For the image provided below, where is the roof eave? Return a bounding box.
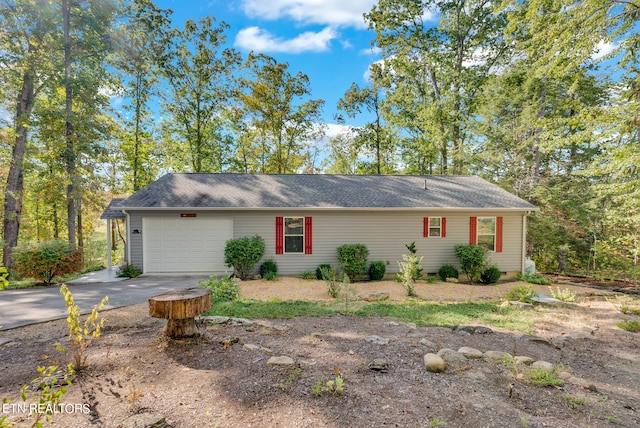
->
[120,206,538,212]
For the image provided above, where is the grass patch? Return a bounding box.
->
[204,299,535,332]
[616,320,640,332]
[620,306,640,316]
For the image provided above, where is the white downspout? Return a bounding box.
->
[106,218,112,270]
[124,210,131,265]
[521,212,529,274]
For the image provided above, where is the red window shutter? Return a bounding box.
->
[496,216,503,253]
[304,217,313,254]
[469,217,477,245]
[442,217,447,238]
[275,217,283,254]
[423,217,429,238]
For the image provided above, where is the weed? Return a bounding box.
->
[307,332,322,346]
[200,275,240,302]
[0,266,8,290]
[549,287,577,302]
[312,375,344,396]
[264,271,277,281]
[279,367,301,391]
[397,252,423,297]
[616,320,640,332]
[300,270,314,280]
[524,367,564,386]
[59,284,108,371]
[502,355,518,375]
[519,415,529,427]
[603,415,622,424]
[504,285,537,303]
[561,393,587,411]
[426,276,439,284]
[620,306,640,315]
[127,383,144,406]
[429,416,447,426]
[20,364,74,428]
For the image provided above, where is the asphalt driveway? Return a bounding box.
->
[0,274,208,330]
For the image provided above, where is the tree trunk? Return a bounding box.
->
[3,59,36,268]
[63,0,76,248]
[149,288,212,337]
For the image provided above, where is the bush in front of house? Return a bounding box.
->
[438,264,459,282]
[200,275,240,301]
[368,261,386,281]
[224,235,265,280]
[12,240,82,285]
[337,243,369,281]
[316,264,332,280]
[0,266,8,290]
[480,266,502,284]
[117,263,142,278]
[260,259,278,278]
[454,244,489,284]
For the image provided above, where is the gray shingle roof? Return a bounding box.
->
[100,198,126,219]
[118,173,536,211]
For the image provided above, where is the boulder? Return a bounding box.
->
[458,347,483,359]
[424,353,447,373]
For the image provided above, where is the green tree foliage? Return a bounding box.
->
[155,15,241,172]
[12,240,82,285]
[239,53,325,173]
[223,235,265,280]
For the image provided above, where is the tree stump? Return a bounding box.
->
[149,288,212,338]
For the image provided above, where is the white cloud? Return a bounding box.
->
[235,26,337,53]
[241,0,377,29]
[592,40,618,61]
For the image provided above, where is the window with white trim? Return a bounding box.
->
[429,217,442,237]
[284,217,304,253]
[477,217,496,251]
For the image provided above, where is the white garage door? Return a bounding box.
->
[143,217,233,273]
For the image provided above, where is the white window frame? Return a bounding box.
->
[477,217,496,252]
[284,217,304,254]
[428,217,442,238]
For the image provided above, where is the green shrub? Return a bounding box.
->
[200,275,240,301]
[117,263,142,278]
[224,235,265,280]
[454,244,489,284]
[426,276,438,284]
[260,259,278,278]
[518,272,552,285]
[480,266,502,284]
[264,271,277,281]
[337,244,369,281]
[319,265,342,298]
[0,266,8,290]
[300,270,314,280]
[316,264,332,280]
[12,241,82,286]
[369,261,386,281]
[438,264,459,282]
[504,284,537,303]
[398,252,423,297]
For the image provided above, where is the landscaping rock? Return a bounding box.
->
[445,277,459,283]
[514,356,534,365]
[419,338,437,349]
[202,316,230,325]
[458,346,483,359]
[483,351,512,361]
[243,344,260,351]
[437,348,467,365]
[368,358,390,372]
[452,325,493,335]
[365,335,389,345]
[531,361,555,371]
[123,413,169,428]
[424,353,447,373]
[501,301,533,309]
[267,356,294,366]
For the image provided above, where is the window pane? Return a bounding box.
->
[285,236,303,253]
[429,217,440,227]
[285,217,303,235]
[429,227,441,237]
[478,218,495,234]
[478,235,495,251]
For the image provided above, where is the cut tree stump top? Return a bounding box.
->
[149,287,212,320]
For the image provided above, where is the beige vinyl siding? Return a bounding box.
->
[128,210,525,275]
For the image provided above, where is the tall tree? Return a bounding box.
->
[366,0,510,174]
[156,16,241,173]
[1,0,57,267]
[239,53,325,174]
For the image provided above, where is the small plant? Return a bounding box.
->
[319,265,342,298]
[337,243,369,281]
[454,244,489,284]
[117,263,142,278]
[426,276,438,284]
[316,264,332,280]
[549,287,577,302]
[561,393,587,411]
[620,306,640,315]
[368,261,386,281]
[59,284,108,371]
[504,284,537,303]
[259,259,278,278]
[264,271,277,281]
[127,383,144,406]
[616,320,640,332]
[480,266,502,285]
[312,375,344,396]
[438,264,459,282]
[20,364,74,428]
[429,416,447,426]
[300,270,314,280]
[224,235,265,280]
[200,275,240,301]
[524,366,564,386]
[397,252,423,297]
[279,367,301,391]
[12,241,82,286]
[0,266,9,290]
[518,272,552,285]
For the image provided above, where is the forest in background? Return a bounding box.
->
[0,0,638,281]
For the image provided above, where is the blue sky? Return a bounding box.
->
[156,0,387,133]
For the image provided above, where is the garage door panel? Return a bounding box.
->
[143,217,233,273]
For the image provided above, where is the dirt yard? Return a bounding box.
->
[1,277,639,427]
